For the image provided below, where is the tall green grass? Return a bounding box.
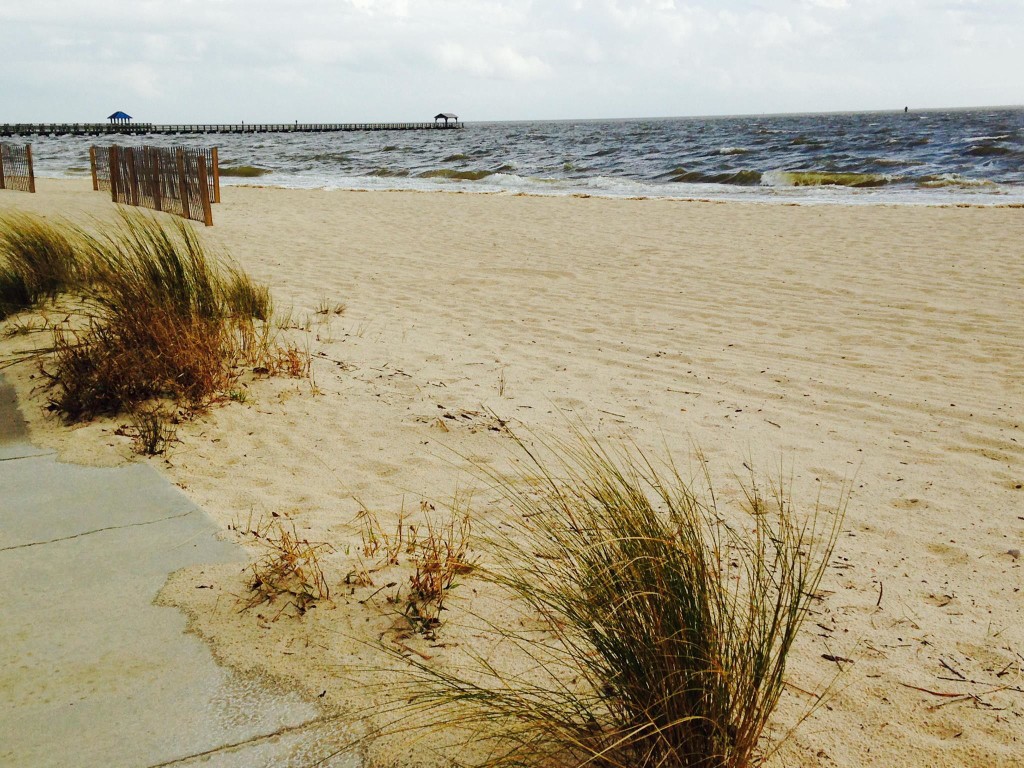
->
[82,210,273,321]
[0,209,292,420]
[45,211,277,419]
[0,213,84,319]
[389,431,844,768]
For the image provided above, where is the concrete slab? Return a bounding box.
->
[0,377,359,767]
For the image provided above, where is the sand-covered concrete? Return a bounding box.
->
[0,375,356,767]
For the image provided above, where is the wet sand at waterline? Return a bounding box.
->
[2,178,1022,766]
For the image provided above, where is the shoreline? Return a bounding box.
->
[29,171,1024,207]
[21,107,1024,208]
[1,179,1022,766]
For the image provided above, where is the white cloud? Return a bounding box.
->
[0,0,1021,120]
[346,0,410,15]
[802,0,848,8]
[293,39,361,66]
[436,43,550,81]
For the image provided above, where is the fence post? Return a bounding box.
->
[90,147,98,191]
[211,147,220,203]
[125,147,139,207]
[152,149,163,212]
[109,146,120,204]
[0,144,5,190]
[196,155,213,226]
[176,148,191,221]
[25,144,35,193]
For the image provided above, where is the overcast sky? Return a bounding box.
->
[2,0,1022,123]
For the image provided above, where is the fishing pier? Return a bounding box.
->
[1,121,464,137]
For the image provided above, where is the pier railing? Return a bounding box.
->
[99,146,216,226]
[2,122,464,137]
[0,142,35,193]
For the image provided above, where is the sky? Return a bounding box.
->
[2,0,1022,123]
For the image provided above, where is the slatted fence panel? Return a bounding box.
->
[107,146,213,226]
[91,144,219,207]
[90,146,110,191]
[0,142,36,193]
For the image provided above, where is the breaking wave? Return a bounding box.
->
[917,174,996,189]
[765,171,892,188]
[418,168,497,181]
[966,144,1014,156]
[218,165,271,177]
[668,169,763,185]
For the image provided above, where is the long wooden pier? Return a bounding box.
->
[0,122,464,137]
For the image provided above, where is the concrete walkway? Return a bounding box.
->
[0,377,357,767]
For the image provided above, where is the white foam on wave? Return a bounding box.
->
[200,168,1024,207]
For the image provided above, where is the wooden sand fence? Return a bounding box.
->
[90,145,221,226]
[0,142,36,193]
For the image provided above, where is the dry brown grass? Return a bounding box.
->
[348,501,474,635]
[406,507,474,633]
[242,515,333,618]
[114,403,178,456]
[47,306,237,418]
[0,210,311,420]
[357,504,410,566]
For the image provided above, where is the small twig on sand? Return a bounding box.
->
[939,658,966,680]
[898,682,964,697]
[393,640,433,661]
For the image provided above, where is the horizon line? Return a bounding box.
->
[5,102,1022,126]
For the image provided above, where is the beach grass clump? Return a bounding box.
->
[405,508,474,633]
[243,516,333,616]
[42,211,285,420]
[223,265,273,321]
[0,262,31,320]
[115,403,178,456]
[392,431,844,768]
[0,213,84,319]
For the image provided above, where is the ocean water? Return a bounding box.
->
[27,107,1024,205]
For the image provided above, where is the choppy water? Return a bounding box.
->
[28,107,1024,205]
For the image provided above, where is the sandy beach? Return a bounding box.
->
[1,178,1022,766]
